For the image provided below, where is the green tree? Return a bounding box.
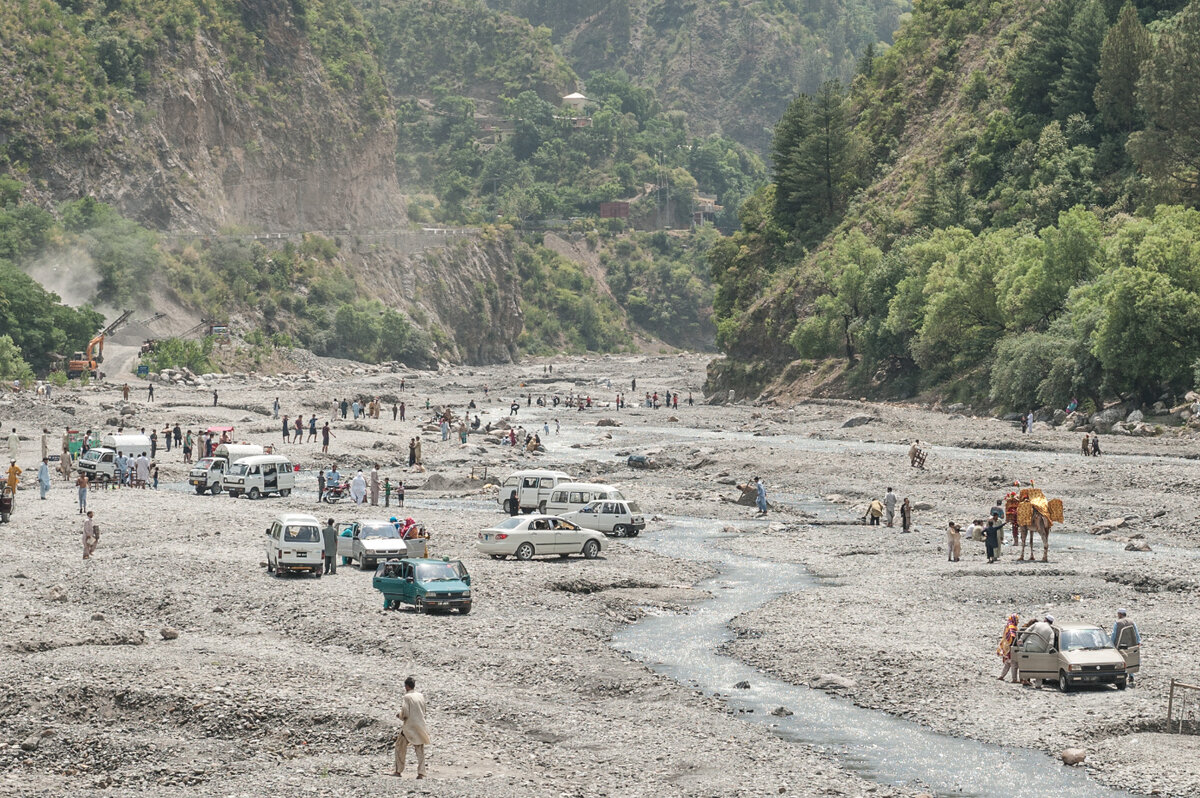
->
[1129,0,1200,202]
[1051,0,1109,120]
[0,334,33,383]
[1009,0,1081,120]
[1094,3,1151,133]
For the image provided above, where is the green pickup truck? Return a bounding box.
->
[373,557,472,614]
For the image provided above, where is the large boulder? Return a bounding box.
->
[1091,407,1124,432]
[1051,409,1067,427]
[1061,748,1087,766]
[1126,409,1144,425]
[841,415,876,428]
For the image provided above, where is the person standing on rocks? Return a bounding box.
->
[754,476,768,516]
[900,497,912,533]
[212,389,218,407]
[122,383,130,401]
[1111,609,1140,684]
[946,521,962,561]
[147,383,154,402]
[321,518,338,575]
[884,488,897,527]
[321,423,334,455]
[308,414,318,443]
[1081,435,1090,457]
[281,415,290,445]
[408,438,416,467]
[414,437,423,467]
[997,613,1021,682]
[392,676,430,779]
[370,464,381,506]
[37,458,50,500]
[82,511,98,559]
[76,472,89,514]
[8,428,19,463]
[1091,434,1101,457]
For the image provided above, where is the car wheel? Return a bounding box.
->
[502,499,513,514]
[415,596,426,614]
[515,542,535,561]
[210,483,222,495]
[538,500,547,514]
[582,539,600,559]
[613,524,628,537]
[490,554,506,560]
[280,488,291,497]
[359,557,372,571]
[1116,677,1128,690]
[627,529,640,538]
[1058,672,1072,693]
[248,488,260,500]
[459,605,472,615]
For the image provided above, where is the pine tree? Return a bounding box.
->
[1128,0,1200,201]
[1009,0,1081,121]
[1094,3,1151,133]
[1052,0,1109,120]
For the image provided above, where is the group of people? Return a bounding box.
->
[1081,433,1102,456]
[995,610,1140,685]
[317,464,405,507]
[864,487,914,532]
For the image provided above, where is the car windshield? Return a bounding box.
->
[229,463,248,476]
[360,523,400,539]
[283,525,319,542]
[416,562,462,582]
[492,517,525,529]
[1065,624,1108,652]
[81,450,101,462]
[195,458,214,469]
[1060,628,1112,651]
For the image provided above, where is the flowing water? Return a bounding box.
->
[614,516,1135,797]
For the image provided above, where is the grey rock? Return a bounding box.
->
[734,680,751,690]
[1061,748,1087,766]
[160,627,180,640]
[1126,409,1144,424]
[811,674,858,691]
[841,415,876,428]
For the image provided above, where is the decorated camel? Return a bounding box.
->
[1004,483,1064,562]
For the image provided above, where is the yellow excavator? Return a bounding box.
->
[66,309,133,379]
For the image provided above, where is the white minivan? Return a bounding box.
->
[265,513,323,577]
[496,469,572,514]
[224,454,295,498]
[189,444,264,495]
[544,482,627,515]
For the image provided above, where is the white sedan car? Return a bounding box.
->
[478,515,604,561]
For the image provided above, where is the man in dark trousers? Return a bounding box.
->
[321,518,338,574]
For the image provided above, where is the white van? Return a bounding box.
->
[544,482,627,515]
[189,443,264,495]
[76,434,152,481]
[265,513,323,577]
[496,469,572,514]
[224,454,295,498]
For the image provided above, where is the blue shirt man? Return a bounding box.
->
[754,477,767,514]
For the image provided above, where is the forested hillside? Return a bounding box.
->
[486,0,908,153]
[709,0,1200,409]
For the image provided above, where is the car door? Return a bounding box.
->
[526,517,556,554]
[1117,625,1141,673]
[400,563,418,603]
[599,502,620,533]
[1015,630,1058,681]
[336,523,355,560]
[265,522,278,564]
[520,477,539,510]
[552,518,587,553]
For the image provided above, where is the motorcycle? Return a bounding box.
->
[321,482,350,504]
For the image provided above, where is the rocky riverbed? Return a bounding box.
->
[1,353,1197,796]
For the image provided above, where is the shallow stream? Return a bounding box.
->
[614,516,1135,797]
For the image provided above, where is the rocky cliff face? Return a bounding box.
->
[36,5,403,234]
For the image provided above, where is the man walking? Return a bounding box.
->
[273,397,281,419]
[76,472,89,513]
[884,487,897,527]
[317,470,326,503]
[147,383,154,402]
[8,427,19,462]
[37,458,50,499]
[321,423,333,454]
[82,511,98,559]
[392,676,430,779]
[321,518,338,575]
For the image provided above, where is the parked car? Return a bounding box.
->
[1015,621,1138,691]
[337,519,412,570]
[77,435,152,483]
[264,513,323,578]
[477,514,604,560]
[543,482,627,515]
[224,454,295,498]
[495,469,572,514]
[189,443,263,494]
[373,557,472,614]
[562,499,645,537]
